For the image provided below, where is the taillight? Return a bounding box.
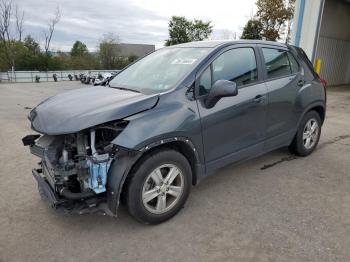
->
[319,77,327,88]
[319,76,327,103]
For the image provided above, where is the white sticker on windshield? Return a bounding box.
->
[171,58,197,65]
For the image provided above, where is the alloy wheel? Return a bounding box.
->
[303,118,319,150]
[142,164,184,214]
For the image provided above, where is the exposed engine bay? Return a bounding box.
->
[23,121,128,214]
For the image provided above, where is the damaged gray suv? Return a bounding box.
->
[23,40,326,224]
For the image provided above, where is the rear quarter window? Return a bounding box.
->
[287,52,300,74]
[294,47,319,80]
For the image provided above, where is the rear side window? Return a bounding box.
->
[198,48,258,95]
[262,48,292,79]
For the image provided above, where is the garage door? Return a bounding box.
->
[315,0,350,86]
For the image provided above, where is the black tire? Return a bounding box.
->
[289,110,322,156]
[125,149,192,224]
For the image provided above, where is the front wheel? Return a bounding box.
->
[125,149,192,224]
[289,110,322,156]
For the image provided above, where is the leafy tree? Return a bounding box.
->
[128,54,138,63]
[71,40,88,57]
[190,19,213,42]
[255,0,295,41]
[70,41,99,69]
[0,0,26,69]
[15,48,37,70]
[70,54,99,70]
[98,33,121,69]
[241,19,263,39]
[165,16,191,46]
[165,16,213,46]
[24,35,40,54]
[0,36,61,71]
[0,41,23,70]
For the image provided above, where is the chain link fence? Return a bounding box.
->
[0,70,118,83]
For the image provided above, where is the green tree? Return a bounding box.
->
[0,0,26,70]
[128,54,138,64]
[70,54,99,70]
[24,35,40,54]
[71,40,88,57]
[15,48,37,70]
[241,19,263,40]
[165,16,191,46]
[190,19,213,42]
[98,33,121,69]
[165,16,213,46]
[255,0,295,41]
[0,41,27,70]
[69,41,100,69]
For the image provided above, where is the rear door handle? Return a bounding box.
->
[253,94,266,103]
[297,79,305,87]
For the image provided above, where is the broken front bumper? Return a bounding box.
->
[32,168,112,216]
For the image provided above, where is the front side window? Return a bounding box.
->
[109,47,211,94]
[262,48,292,79]
[199,66,212,96]
[198,48,258,95]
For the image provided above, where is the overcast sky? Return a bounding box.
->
[15,0,257,51]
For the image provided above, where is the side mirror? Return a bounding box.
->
[204,80,238,108]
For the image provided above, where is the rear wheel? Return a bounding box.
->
[289,110,322,156]
[125,149,192,224]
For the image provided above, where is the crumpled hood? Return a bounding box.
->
[29,86,159,135]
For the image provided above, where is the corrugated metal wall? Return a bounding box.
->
[315,37,350,86]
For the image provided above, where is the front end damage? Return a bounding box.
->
[23,121,138,216]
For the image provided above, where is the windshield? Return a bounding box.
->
[109,47,211,94]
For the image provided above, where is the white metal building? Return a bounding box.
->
[291,0,350,86]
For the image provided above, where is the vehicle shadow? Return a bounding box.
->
[46,147,294,229]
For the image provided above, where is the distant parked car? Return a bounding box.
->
[80,72,90,83]
[23,40,326,224]
[93,72,118,86]
[78,73,84,82]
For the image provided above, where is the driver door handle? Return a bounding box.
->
[253,94,266,103]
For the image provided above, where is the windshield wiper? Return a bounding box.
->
[110,86,140,93]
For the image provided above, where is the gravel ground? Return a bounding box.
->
[0,81,349,262]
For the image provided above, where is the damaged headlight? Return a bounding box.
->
[89,120,128,155]
[86,120,128,193]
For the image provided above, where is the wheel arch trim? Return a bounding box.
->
[106,136,203,216]
[298,101,326,127]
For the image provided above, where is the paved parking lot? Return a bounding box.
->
[0,82,349,262]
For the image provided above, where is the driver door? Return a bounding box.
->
[196,45,268,172]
